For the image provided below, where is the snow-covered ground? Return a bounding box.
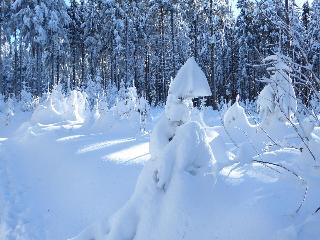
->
[0,108,160,239]
[1,105,320,240]
[1,57,320,240]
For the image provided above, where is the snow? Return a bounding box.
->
[1,102,320,240]
[168,57,212,98]
[0,114,148,240]
[31,86,89,125]
[1,57,320,240]
[257,53,297,124]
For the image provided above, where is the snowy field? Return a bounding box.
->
[0,106,156,239]
[1,57,320,240]
[1,106,320,240]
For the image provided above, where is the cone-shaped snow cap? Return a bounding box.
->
[169,57,212,99]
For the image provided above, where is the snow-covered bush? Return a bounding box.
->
[257,53,297,124]
[31,84,89,124]
[64,90,90,122]
[0,94,5,115]
[137,95,150,131]
[223,96,256,143]
[0,97,15,126]
[19,84,35,112]
[113,84,139,120]
[85,74,102,110]
[0,95,11,126]
[94,84,148,133]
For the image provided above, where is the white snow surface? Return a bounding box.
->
[1,103,320,240]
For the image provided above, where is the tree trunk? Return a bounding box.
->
[0,10,3,96]
[170,8,176,77]
[210,0,217,108]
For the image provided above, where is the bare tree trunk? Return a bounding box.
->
[72,47,76,89]
[170,8,176,77]
[0,9,3,96]
[81,42,85,88]
[19,34,23,95]
[194,15,198,60]
[125,16,129,86]
[56,50,60,85]
[210,0,217,108]
[14,28,18,98]
[160,5,166,102]
[144,51,150,103]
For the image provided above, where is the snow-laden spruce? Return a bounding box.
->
[257,53,297,125]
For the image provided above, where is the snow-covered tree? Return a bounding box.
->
[70,57,216,240]
[19,82,34,112]
[257,53,297,124]
[308,0,320,79]
[152,57,213,190]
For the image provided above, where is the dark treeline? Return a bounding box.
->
[0,0,319,107]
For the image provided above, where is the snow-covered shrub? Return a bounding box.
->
[31,84,89,124]
[0,97,15,126]
[137,95,150,131]
[98,84,145,133]
[0,95,7,126]
[64,90,90,122]
[257,53,297,124]
[19,86,35,112]
[113,84,139,119]
[91,94,114,131]
[31,88,65,124]
[0,94,5,114]
[223,96,256,143]
[106,82,118,107]
[85,74,102,110]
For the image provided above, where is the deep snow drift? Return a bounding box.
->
[0,57,320,240]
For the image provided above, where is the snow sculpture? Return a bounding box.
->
[257,53,297,124]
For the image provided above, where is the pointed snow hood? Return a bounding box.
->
[169,57,212,99]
